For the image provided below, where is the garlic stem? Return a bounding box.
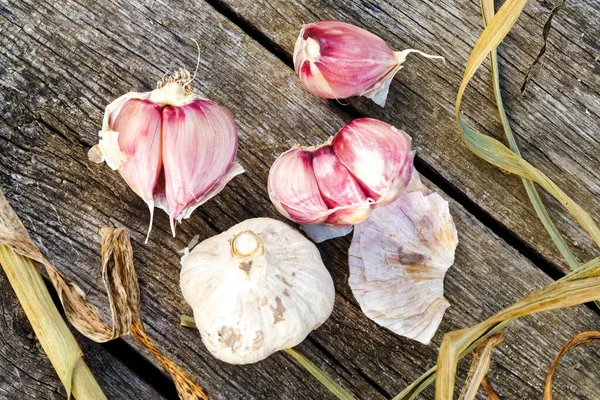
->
[0,244,106,400]
[284,348,356,400]
[231,231,263,259]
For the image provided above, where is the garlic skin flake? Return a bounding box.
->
[89,70,244,239]
[294,21,444,106]
[180,218,335,364]
[349,190,458,345]
[268,118,414,227]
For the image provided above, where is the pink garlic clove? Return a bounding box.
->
[294,21,443,106]
[332,118,414,206]
[267,118,415,229]
[268,148,330,224]
[294,21,397,103]
[162,100,240,235]
[312,145,372,225]
[111,99,163,207]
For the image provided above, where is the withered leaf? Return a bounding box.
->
[458,332,504,400]
[544,331,600,400]
[0,188,208,400]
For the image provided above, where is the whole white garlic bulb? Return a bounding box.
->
[180,218,335,364]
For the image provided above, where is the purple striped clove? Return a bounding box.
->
[268,118,414,227]
[294,21,444,106]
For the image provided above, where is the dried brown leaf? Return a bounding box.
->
[521,0,566,93]
[544,331,600,400]
[458,332,504,400]
[480,378,500,400]
[0,188,208,400]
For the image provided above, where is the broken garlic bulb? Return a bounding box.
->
[180,218,335,364]
[349,189,458,344]
[268,118,414,226]
[89,70,244,239]
[294,21,444,106]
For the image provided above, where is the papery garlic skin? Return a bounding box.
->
[180,218,335,364]
[89,70,243,239]
[110,99,162,211]
[294,21,444,106]
[268,118,413,227]
[348,190,458,345]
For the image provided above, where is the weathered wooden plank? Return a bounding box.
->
[216,0,600,273]
[1,0,599,399]
[0,269,166,399]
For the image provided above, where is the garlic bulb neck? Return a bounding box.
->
[149,82,194,106]
[150,69,195,106]
[304,38,321,62]
[231,231,264,259]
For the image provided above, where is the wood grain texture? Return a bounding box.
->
[217,0,600,273]
[0,0,599,399]
[0,269,165,399]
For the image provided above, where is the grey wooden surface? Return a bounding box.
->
[0,0,598,399]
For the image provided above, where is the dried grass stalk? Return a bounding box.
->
[481,0,579,270]
[456,0,600,248]
[0,244,106,399]
[544,331,600,400]
[435,257,600,399]
[458,332,504,400]
[0,188,208,399]
[394,257,600,400]
[480,378,500,400]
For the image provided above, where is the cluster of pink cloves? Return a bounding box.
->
[268,118,414,226]
[89,70,243,240]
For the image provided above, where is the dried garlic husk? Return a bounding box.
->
[294,21,444,106]
[180,218,335,364]
[349,188,458,344]
[89,70,244,239]
[268,118,414,227]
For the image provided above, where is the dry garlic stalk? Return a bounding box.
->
[89,69,244,240]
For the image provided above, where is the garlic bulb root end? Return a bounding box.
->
[231,231,264,259]
[155,69,194,94]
